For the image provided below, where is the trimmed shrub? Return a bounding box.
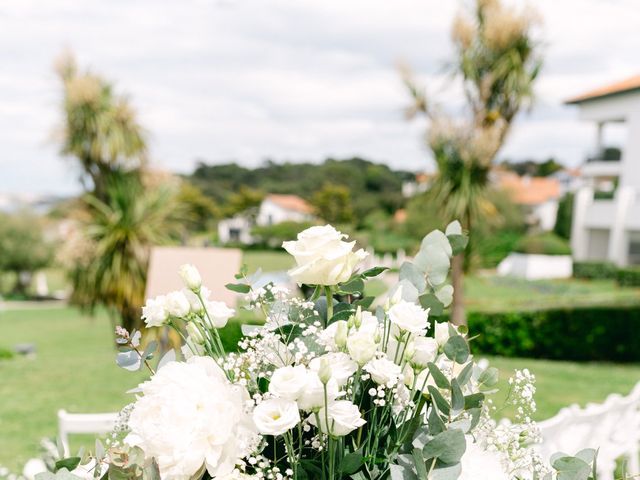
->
[616,268,640,287]
[0,347,14,360]
[573,261,617,280]
[514,233,571,256]
[468,305,640,362]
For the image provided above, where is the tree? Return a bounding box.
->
[0,213,53,295]
[403,0,542,324]
[312,184,354,224]
[69,173,185,331]
[553,193,574,240]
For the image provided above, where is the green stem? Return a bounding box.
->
[324,286,333,324]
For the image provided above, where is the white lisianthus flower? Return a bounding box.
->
[409,337,439,368]
[179,263,202,291]
[182,288,204,314]
[297,371,340,411]
[364,357,402,386]
[388,300,429,334]
[309,400,366,437]
[164,290,191,318]
[253,398,300,436]
[357,310,381,335]
[460,439,509,480]
[269,365,308,400]
[282,225,368,286]
[142,295,168,327]
[435,321,458,347]
[347,331,378,366]
[309,352,357,387]
[205,300,235,328]
[126,357,257,480]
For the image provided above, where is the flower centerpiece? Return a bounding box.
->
[39,223,593,480]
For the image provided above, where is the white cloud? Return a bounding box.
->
[0,0,638,194]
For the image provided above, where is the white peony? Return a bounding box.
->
[347,330,378,366]
[253,398,300,436]
[297,371,340,411]
[179,263,202,291]
[388,300,429,334]
[142,295,168,327]
[269,365,308,400]
[460,440,509,480]
[282,225,368,286]
[309,400,366,437]
[164,290,191,318]
[364,357,402,386]
[205,300,235,328]
[409,336,439,368]
[126,357,257,480]
[309,352,357,387]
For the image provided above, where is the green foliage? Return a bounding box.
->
[0,213,54,294]
[616,267,640,287]
[554,193,574,240]
[514,232,571,256]
[467,305,640,362]
[175,181,220,231]
[500,158,564,177]
[312,184,353,224]
[0,347,14,361]
[573,262,618,280]
[251,221,316,249]
[224,186,264,218]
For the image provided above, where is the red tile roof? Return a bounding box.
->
[266,194,314,214]
[565,75,640,104]
[496,172,561,206]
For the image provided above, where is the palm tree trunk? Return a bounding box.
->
[450,253,466,326]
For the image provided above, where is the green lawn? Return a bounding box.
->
[2,306,640,471]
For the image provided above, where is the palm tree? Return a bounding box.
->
[403,0,542,325]
[70,172,185,331]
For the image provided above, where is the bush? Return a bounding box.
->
[0,347,14,361]
[616,267,640,287]
[467,305,640,362]
[572,261,618,280]
[514,233,571,256]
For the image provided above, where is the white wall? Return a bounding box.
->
[256,199,311,226]
[533,200,559,231]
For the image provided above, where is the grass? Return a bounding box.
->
[2,306,640,471]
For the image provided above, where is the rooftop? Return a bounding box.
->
[265,193,314,214]
[565,75,640,104]
[496,172,561,206]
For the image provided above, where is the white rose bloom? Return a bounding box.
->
[126,357,257,480]
[309,352,357,387]
[460,440,509,480]
[298,371,340,411]
[164,290,191,318]
[269,365,308,400]
[364,357,402,386]
[253,398,300,436]
[410,337,439,368]
[388,300,429,334]
[347,331,378,366]
[435,321,458,347]
[179,263,202,291]
[282,225,368,286]
[309,400,366,437]
[142,295,168,327]
[205,300,235,328]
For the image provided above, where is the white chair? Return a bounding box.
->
[57,409,118,456]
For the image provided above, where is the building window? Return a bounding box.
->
[629,232,640,265]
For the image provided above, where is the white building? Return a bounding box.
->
[218,194,314,244]
[568,76,640,266]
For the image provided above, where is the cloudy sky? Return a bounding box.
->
[1,0,638,195]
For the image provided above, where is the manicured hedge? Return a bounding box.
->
[616,267,640,287]
[572,261,617,280]
[467,305,640,362]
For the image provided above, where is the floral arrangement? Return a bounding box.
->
[38,224,598,480]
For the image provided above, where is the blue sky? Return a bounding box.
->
[1,0,638,195]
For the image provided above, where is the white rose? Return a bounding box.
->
[435,321,458,347]
[179,263,202,291]
[253,398,300,436]
[409,336,439,368]
[309,352,357,387]
[269,365,308,400]
[297,371,340,411]
[309,400,366,437]
[164,291,191,318]
[205,300,235,328]
[388,300,429,334]
[364,357,402,386]
[142,295,168,327]
[282,225,368,286]
[347,331,378,366]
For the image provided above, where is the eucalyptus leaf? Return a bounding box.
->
[445,221,462,236]
[362,266,388,278]
[225,283,251,294]
[434,284,454,308]
[427,386,450,415]
[399,262,426,294]
[421,230,452,258]
[443,336,469,364]
[422,429,466,465]
[450,379,465,413]
[414,244,450,286]
[419,294,444,317]
[447,234,468,256]
[552,456,592,480]
[427,362,450,389]
[116,350,141,371]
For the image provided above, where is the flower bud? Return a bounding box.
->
[334,320,348,349]
[404,341,415,362]
[186,322,205,345]
[179,264,202,291]
[318,358,332,385]
[353,306,363,329]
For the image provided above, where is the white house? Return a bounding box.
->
[568,75,640,267]
[218,194,314,244]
